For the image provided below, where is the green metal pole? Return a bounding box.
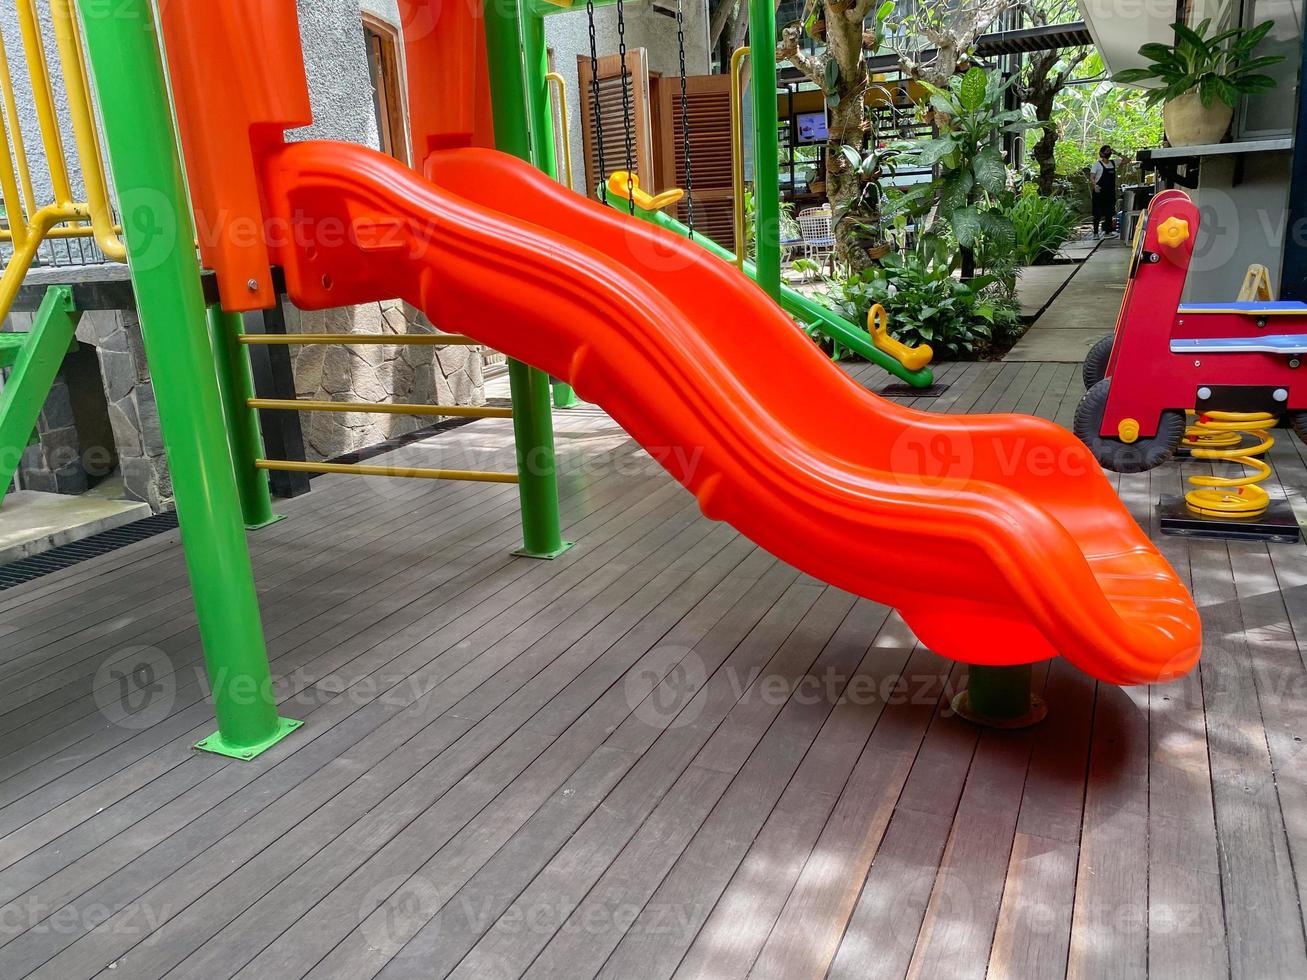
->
[748,0,781,300]
[483,0,572,559]
[522,12,558,180]
[522,10,579,410]
[206,306,282,530]
[77,0,299,759]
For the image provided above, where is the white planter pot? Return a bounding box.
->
[1163,91,1234,146]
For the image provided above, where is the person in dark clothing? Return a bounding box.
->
[1090,144,1121,236]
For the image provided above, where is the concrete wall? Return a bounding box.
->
[1184,151,1294,304]
[545,1,711,195]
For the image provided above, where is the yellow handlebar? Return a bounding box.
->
[605,171,685,213]
[869,304,933,372]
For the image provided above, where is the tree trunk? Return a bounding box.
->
[823,4,873,273]
[1032,97,1057,197]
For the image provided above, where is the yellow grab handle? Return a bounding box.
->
[605,171,685,212]
[868,304,933,372]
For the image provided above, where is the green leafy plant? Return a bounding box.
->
[897,67,1037,266]
[1114,19,1283,108]
[1006,187,1077,266]
[824,248,1018,360]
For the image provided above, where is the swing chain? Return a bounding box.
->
[676,0,695,237]
[586,0,607,202]
[616,0,636,214]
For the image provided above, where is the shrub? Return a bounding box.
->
[1007,188,1077,266]
[826,251,1018,360]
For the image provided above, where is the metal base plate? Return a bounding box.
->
[512,541,575,560]
[876,383,951,398]
[195,716,302,761]
[246,513,287,531]
[1159,494,1302,543]
[950,691,1048,729]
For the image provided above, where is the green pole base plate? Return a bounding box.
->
[512,540,575,560]
[951,663,1048,729]
[195,716,302,760]
[552,383,579,409]
[245,513,287,531]
[950,690,1047,729]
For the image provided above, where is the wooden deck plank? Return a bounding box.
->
[532,595,878,980]
[611,601,907,980]
[367,559,807,980]
[0,358,1300,980]
[1212,542,1307,978]
[0,461,667,835]
[0,488,714,977]
[120,528,755,980]
[440,580,835,980]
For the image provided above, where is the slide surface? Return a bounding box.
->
[609,200,935,388]
[262,142,1200,685]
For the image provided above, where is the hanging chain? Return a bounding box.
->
[586,0,607,203]
[676,0,694,237]
[616,0,636,214]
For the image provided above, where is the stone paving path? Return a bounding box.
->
[1005,237,1129,362]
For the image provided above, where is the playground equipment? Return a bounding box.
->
[0,0,126,506]
[603,173,935,386]
[581,4,934,387]
[1075,189,1304,539]
[80,0,1198,748]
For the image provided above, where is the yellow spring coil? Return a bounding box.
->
[1183,411,1277,519]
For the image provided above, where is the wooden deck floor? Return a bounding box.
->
[1,359,1306,979]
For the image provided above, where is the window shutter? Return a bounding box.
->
[577,50,655,200]
[658,74,736,253]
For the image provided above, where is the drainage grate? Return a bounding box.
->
[0,511,181,591]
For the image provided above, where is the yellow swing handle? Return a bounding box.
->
[605,171,684,213]
[868,304,934,372]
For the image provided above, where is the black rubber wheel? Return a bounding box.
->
[1082,334,1114,389]
[1074,378,1185,473]
[1290,411,1307,445]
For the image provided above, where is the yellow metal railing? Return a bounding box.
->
[545,72,574,190]
[729,46,750,272]
[0,0,125,319]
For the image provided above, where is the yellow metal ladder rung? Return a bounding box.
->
[238,334,481,346]
[248,398,511,419]
[254,460,519,484]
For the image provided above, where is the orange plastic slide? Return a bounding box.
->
[258,141,1200,685]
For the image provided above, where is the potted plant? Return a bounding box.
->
[1115,19,1283,146]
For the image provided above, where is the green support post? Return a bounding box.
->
[951,664,1048,729]
[484,0,572,559]
[522,9,579,411]
[206,306,282,530]
[0,286,80,506]
[77,0,299,759]
[748,0,781,301]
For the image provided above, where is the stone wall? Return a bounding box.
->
[286,301,485,461]
[11,308,171,510]
[279,0,486,460]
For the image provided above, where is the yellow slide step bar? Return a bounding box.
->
[256,459,518,484]
[249,398,511,419]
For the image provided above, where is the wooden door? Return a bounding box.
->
[656,74,735,252]
[577,50,655,200]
